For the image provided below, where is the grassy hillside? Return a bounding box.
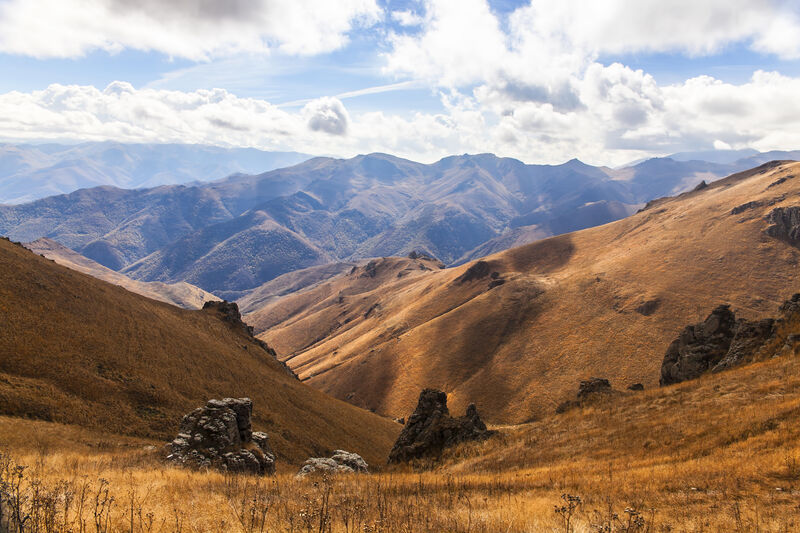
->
[2,327,799,531]
[254,161,800,423]
[0,237,398,465]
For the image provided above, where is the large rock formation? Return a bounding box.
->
[659,305,739,385]
[388,389,493,463]
[166,397,276,475]
[765,206,800,245]
[296,450,369,478]
[660,301,786,385]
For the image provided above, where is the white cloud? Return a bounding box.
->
[303,97,350,135]
[0,0,382,59]
[4,72,800,168]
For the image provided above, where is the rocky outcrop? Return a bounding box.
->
[456,261,491,283]
[388,389,493,463]
[659,305,738,386]
[556,377,618,413]
[166,398,276,475]
[659,299,794,385]
[765,206,800,245]
[202,300,298,379]
[712,318,775,373]
[296,450,368,478]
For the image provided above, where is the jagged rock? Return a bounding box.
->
[578,377,612,399]
[660,305,737,386]
[693,180,708,191]
[731,201,762,215]
[388,389,493,463]
[202,300,298,380]
[166,397,275,475]
[765,206,800,245]
[296,450,368,478]
[627,383,644,391]
[660,300,791,385]
[712,318,775,373]
[557,378,617,413]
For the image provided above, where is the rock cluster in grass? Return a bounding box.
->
[660,294,800,385]
[166,397,276,475]
[556,377,619,413]
[765,206,800,245]
[388,389,493,463]
[296,450,369,478]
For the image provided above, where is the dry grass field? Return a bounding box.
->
[2,335,800,532]
[252,162,800,424]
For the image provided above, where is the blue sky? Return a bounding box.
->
[1,0,800,166]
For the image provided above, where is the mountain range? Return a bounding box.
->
[248,161,800,423]
[1,148,799,300]
[0,142,310,204]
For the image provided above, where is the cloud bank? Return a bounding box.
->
[0,0,381,58]
[1,0,800,165]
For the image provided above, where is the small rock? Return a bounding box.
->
[627,383,644,391]
[296,450,368,478]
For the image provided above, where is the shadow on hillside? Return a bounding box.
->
[506,233,575,274]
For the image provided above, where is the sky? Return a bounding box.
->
[1,0,800,166]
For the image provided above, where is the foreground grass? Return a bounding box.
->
[3,348,800,532]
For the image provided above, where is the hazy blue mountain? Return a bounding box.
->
[0,142,310,203]
[1,149,796,295]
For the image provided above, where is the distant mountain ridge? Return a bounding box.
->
[1,148,798,297]
[0,142,310,204]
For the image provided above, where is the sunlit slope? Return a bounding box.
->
[256,161,800,423]
[0,238,398,464]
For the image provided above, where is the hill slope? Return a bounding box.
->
[23,238,218,309]
[0,237,398,464]
[252,161,800,423]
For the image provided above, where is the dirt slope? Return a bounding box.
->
[23,237,219,309]
[254,161,800,423]
[0,238,398,464]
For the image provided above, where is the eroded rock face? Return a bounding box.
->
[712,318,775,373]
[660,305,738,386]
[296,450,368,478]
[167,397,275,475]
[765,206,800,245]
[660,303,782,385]
[388,389,493,463]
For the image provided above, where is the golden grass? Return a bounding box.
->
[252,162,800,424]
[3,343,800,532]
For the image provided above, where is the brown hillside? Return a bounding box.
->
[23,237,219,309]
[0,238,398,465]
[254,161,800,424]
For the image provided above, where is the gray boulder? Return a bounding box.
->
[296,450,368,478]
[167,397,275,475]
[765,206,800,245]
[712,318,775,372]
[660,305,737,385]
[388,389,493,464]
